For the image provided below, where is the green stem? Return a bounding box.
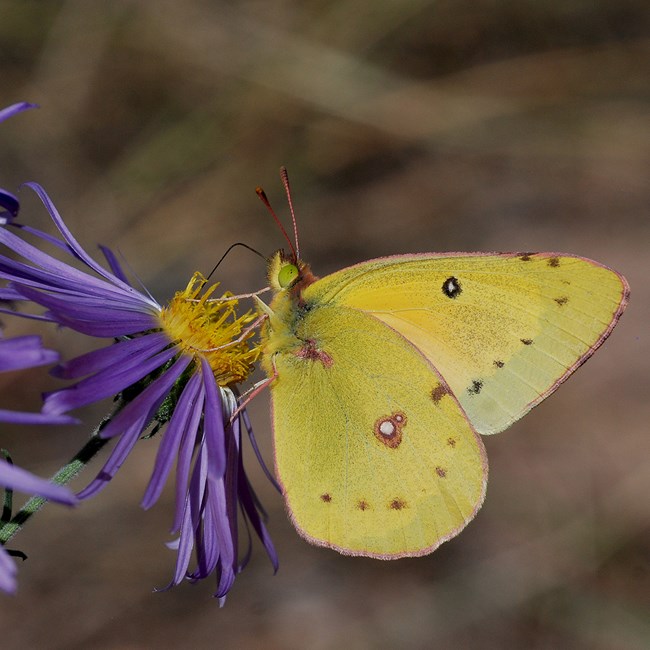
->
[0,409,117,546]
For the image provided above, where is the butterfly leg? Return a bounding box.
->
[205,286,271,302]
[229,356,278,423]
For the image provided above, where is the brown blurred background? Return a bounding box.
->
[0,1,648,648]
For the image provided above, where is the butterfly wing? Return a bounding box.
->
[303,253,628,435]
[266,300,487,558]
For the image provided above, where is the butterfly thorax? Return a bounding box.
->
[260,250,321,375]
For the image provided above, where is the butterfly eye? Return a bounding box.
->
[278,263,300,288]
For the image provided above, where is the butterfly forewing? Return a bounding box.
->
[268,302,487,558]
[305,253,629,435]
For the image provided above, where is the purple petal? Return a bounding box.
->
[76,355,192,499]
[171,386,204,532]
[191,467,218,579]
[16,285,158,336]
[0,246,159,328]
[0,286,23,300]
[8,222,74,253]
[199,509,219,580]
[52,332,169,379]
[171,505,196,585]
[219,414,240,570]
[50,312,160,337]
[157,496,194,590]
[0,460,76,504]
[95,353,192,439]
[0,410,77,426]
[0,228,153,306]
[200,358,226,480]
[0,190,19,218]
[240,495,279,572]
[76,415,149,499]
[187,444,208,532]
[213,484,236,598]
[0,306,54,323]
[241,405,281,493]
[237,449,279,571]
[141,370,203,510]
[0,547,18,594]
[44,344,177,415]
[0,335,58,372]
[17,285,155,317]
[0,102,37,124]
[99,245,131,285]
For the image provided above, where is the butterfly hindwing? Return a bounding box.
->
[303,253,629,435]
[266,299,487,557]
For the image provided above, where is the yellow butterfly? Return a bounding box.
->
[257,169,629,559]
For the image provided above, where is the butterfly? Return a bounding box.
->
[256,169,629,559]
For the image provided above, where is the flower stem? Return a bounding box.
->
[0,410,116,545]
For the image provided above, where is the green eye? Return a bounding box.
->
[278,263,299,288]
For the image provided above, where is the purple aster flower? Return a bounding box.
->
[0,183,278,598]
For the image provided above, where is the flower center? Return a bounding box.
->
[159,273,260,386]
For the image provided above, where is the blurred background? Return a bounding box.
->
[0,1,648,648]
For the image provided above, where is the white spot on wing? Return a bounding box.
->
[379,420,395,437]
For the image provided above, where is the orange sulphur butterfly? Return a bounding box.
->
[257,169,629,559]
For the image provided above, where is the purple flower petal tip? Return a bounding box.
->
[0,102,38,124]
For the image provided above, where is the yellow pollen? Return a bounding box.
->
[159,273,261,386]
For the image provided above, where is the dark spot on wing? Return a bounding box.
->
[447,437,456,447]
[389,498,407,510]
[357,499,370,511]
[554,296,569,306]
[431,382,451,404]
[468,379,483,395]
[521,338,534,346]
[548,257,560,268]
[519,253,533,261]
[320,493,332,503]
[494,359,505,368]
[436,466,447,478]
[442,276,462,299]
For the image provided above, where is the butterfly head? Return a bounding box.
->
[267,249,317,295]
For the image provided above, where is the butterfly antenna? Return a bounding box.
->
[206,242,266,280]
[280,166,300,259]
[256,185,297,260]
